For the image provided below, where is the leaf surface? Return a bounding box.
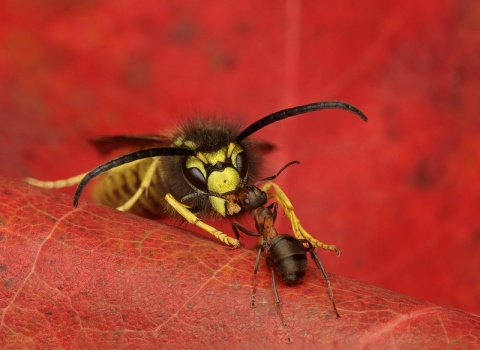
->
[1,177,479,349]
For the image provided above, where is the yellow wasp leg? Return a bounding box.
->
[116,157,159,212]
[259,181,340,255]
[165,193,242,248]
[24,173,88,189]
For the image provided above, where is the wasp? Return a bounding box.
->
[230,162,339,343]
[25,101,367,248]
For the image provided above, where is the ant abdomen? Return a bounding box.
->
[267,234,308,284]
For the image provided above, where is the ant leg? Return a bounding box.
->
[260,181,340,255]
[251,246,263,308]
[305,241,340,318]
[266,202,278,223]
[270,266,292,344]
[232,224,242,240]
[232,221,262,239]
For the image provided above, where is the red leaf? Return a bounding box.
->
[1,177,479,349]
[1,0,480,319]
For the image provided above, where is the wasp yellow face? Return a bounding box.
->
[182,142,248,216]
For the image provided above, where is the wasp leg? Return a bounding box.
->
[116,157,159,212]
[165,193,242,248]
[24,173,88,189]
[259,181,340,255]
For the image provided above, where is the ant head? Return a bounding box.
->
[236,185,268,211]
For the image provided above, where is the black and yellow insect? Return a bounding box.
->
[25,101,367,248]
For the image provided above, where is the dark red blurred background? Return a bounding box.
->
[1,1,479,315]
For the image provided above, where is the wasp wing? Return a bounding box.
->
[89,134,173,156]
[248,139,276,155]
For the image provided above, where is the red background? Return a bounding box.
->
[1,0,479,320]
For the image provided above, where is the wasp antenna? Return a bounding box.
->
[255,160,300,185]
[73,147,194,207]
[235,101,368,142]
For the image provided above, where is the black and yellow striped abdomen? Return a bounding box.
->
[92,158,162,216]
[92,156,195,218]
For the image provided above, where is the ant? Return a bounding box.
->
[230,163,340,343]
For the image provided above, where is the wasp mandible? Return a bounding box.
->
[25,101,367,248]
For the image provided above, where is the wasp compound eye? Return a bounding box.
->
[183,164,208,192]
[235,151,249,179]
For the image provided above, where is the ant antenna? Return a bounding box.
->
[254,160,300,185]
